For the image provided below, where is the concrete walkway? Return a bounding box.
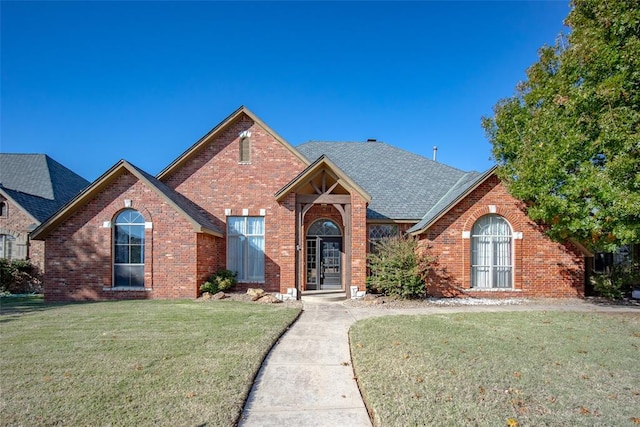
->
[239,301,371,426]
[239,299,638,426]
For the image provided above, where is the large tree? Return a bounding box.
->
[482,0,640,251]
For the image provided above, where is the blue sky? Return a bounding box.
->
[1,1,570,181]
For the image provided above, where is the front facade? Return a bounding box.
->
[32,107,588,301]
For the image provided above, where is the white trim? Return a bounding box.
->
[259,208,266,216]
[102,221,112,228]
[488,205,497,213]
[145,222,153,229]
[224,208,232,216]
[242,208,249,216]
[462,231,470,239]
[103,287,152,292]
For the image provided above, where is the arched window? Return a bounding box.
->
[114,209,145,287]
[0,201,7,217]
[471,215,513,289]
[307,219,342,237]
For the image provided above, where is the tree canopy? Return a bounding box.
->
[482,0,640,251]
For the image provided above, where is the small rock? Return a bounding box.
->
[256,294,281,304]
[247,288,266,301]
[201,292,212,300]
[211,291,227,300]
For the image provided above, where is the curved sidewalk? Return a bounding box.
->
[239,299,638,426]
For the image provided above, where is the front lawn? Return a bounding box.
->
[0,297,301,426]
[350,311,640,426]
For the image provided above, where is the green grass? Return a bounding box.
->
[350,311,640,426]
[0,296,301,426]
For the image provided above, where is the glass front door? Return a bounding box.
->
[306,237,342,290]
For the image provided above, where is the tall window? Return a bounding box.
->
[239,136,251,163]
[0,234,15,260]
[114,209,145,287]
[227,217,264,282]
[0,201,7,217]
[471,215,513,288]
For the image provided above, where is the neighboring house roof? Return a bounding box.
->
[157,105,308,181]
[275,155,371,202]
[0,154,89,224]
[31,160,223,239]
[296,141,477,220]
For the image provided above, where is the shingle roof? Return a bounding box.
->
[406,169,490,234]
[296,141,478,220]
[31,160,224,239]
[0,154,89,223]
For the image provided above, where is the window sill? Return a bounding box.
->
[468,288,521,292]
[104,287,152,292]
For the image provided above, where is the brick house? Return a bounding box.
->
[31,106,589,302]
[0,154,89,272]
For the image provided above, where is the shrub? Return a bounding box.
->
[366,236,435,299]
[0,259,43,295]
[592,261,640,300]
[200,269,237,295]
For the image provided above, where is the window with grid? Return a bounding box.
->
[471,215,513,289]
[368,224,399,252]
[113,209,145,287]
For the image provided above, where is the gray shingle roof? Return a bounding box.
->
[0,154,89,223]
[296,141,479,220]
[406,170,487,234]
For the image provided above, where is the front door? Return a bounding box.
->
[306,237,342,290]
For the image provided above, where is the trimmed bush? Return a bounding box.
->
[200,269,237,295]
[0,259,43,295]
[366,236,435,299]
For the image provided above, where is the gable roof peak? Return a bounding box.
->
[31,159,223,240]
[157,106,307,180]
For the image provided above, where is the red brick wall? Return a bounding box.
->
[42,171,213,302]
[418,175,584,298]
[351,194,368,291]
[196,233,222,292]
[0,197,45,272]
[163,114,306,293]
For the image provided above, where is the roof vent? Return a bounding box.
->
[366,138,377,143]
